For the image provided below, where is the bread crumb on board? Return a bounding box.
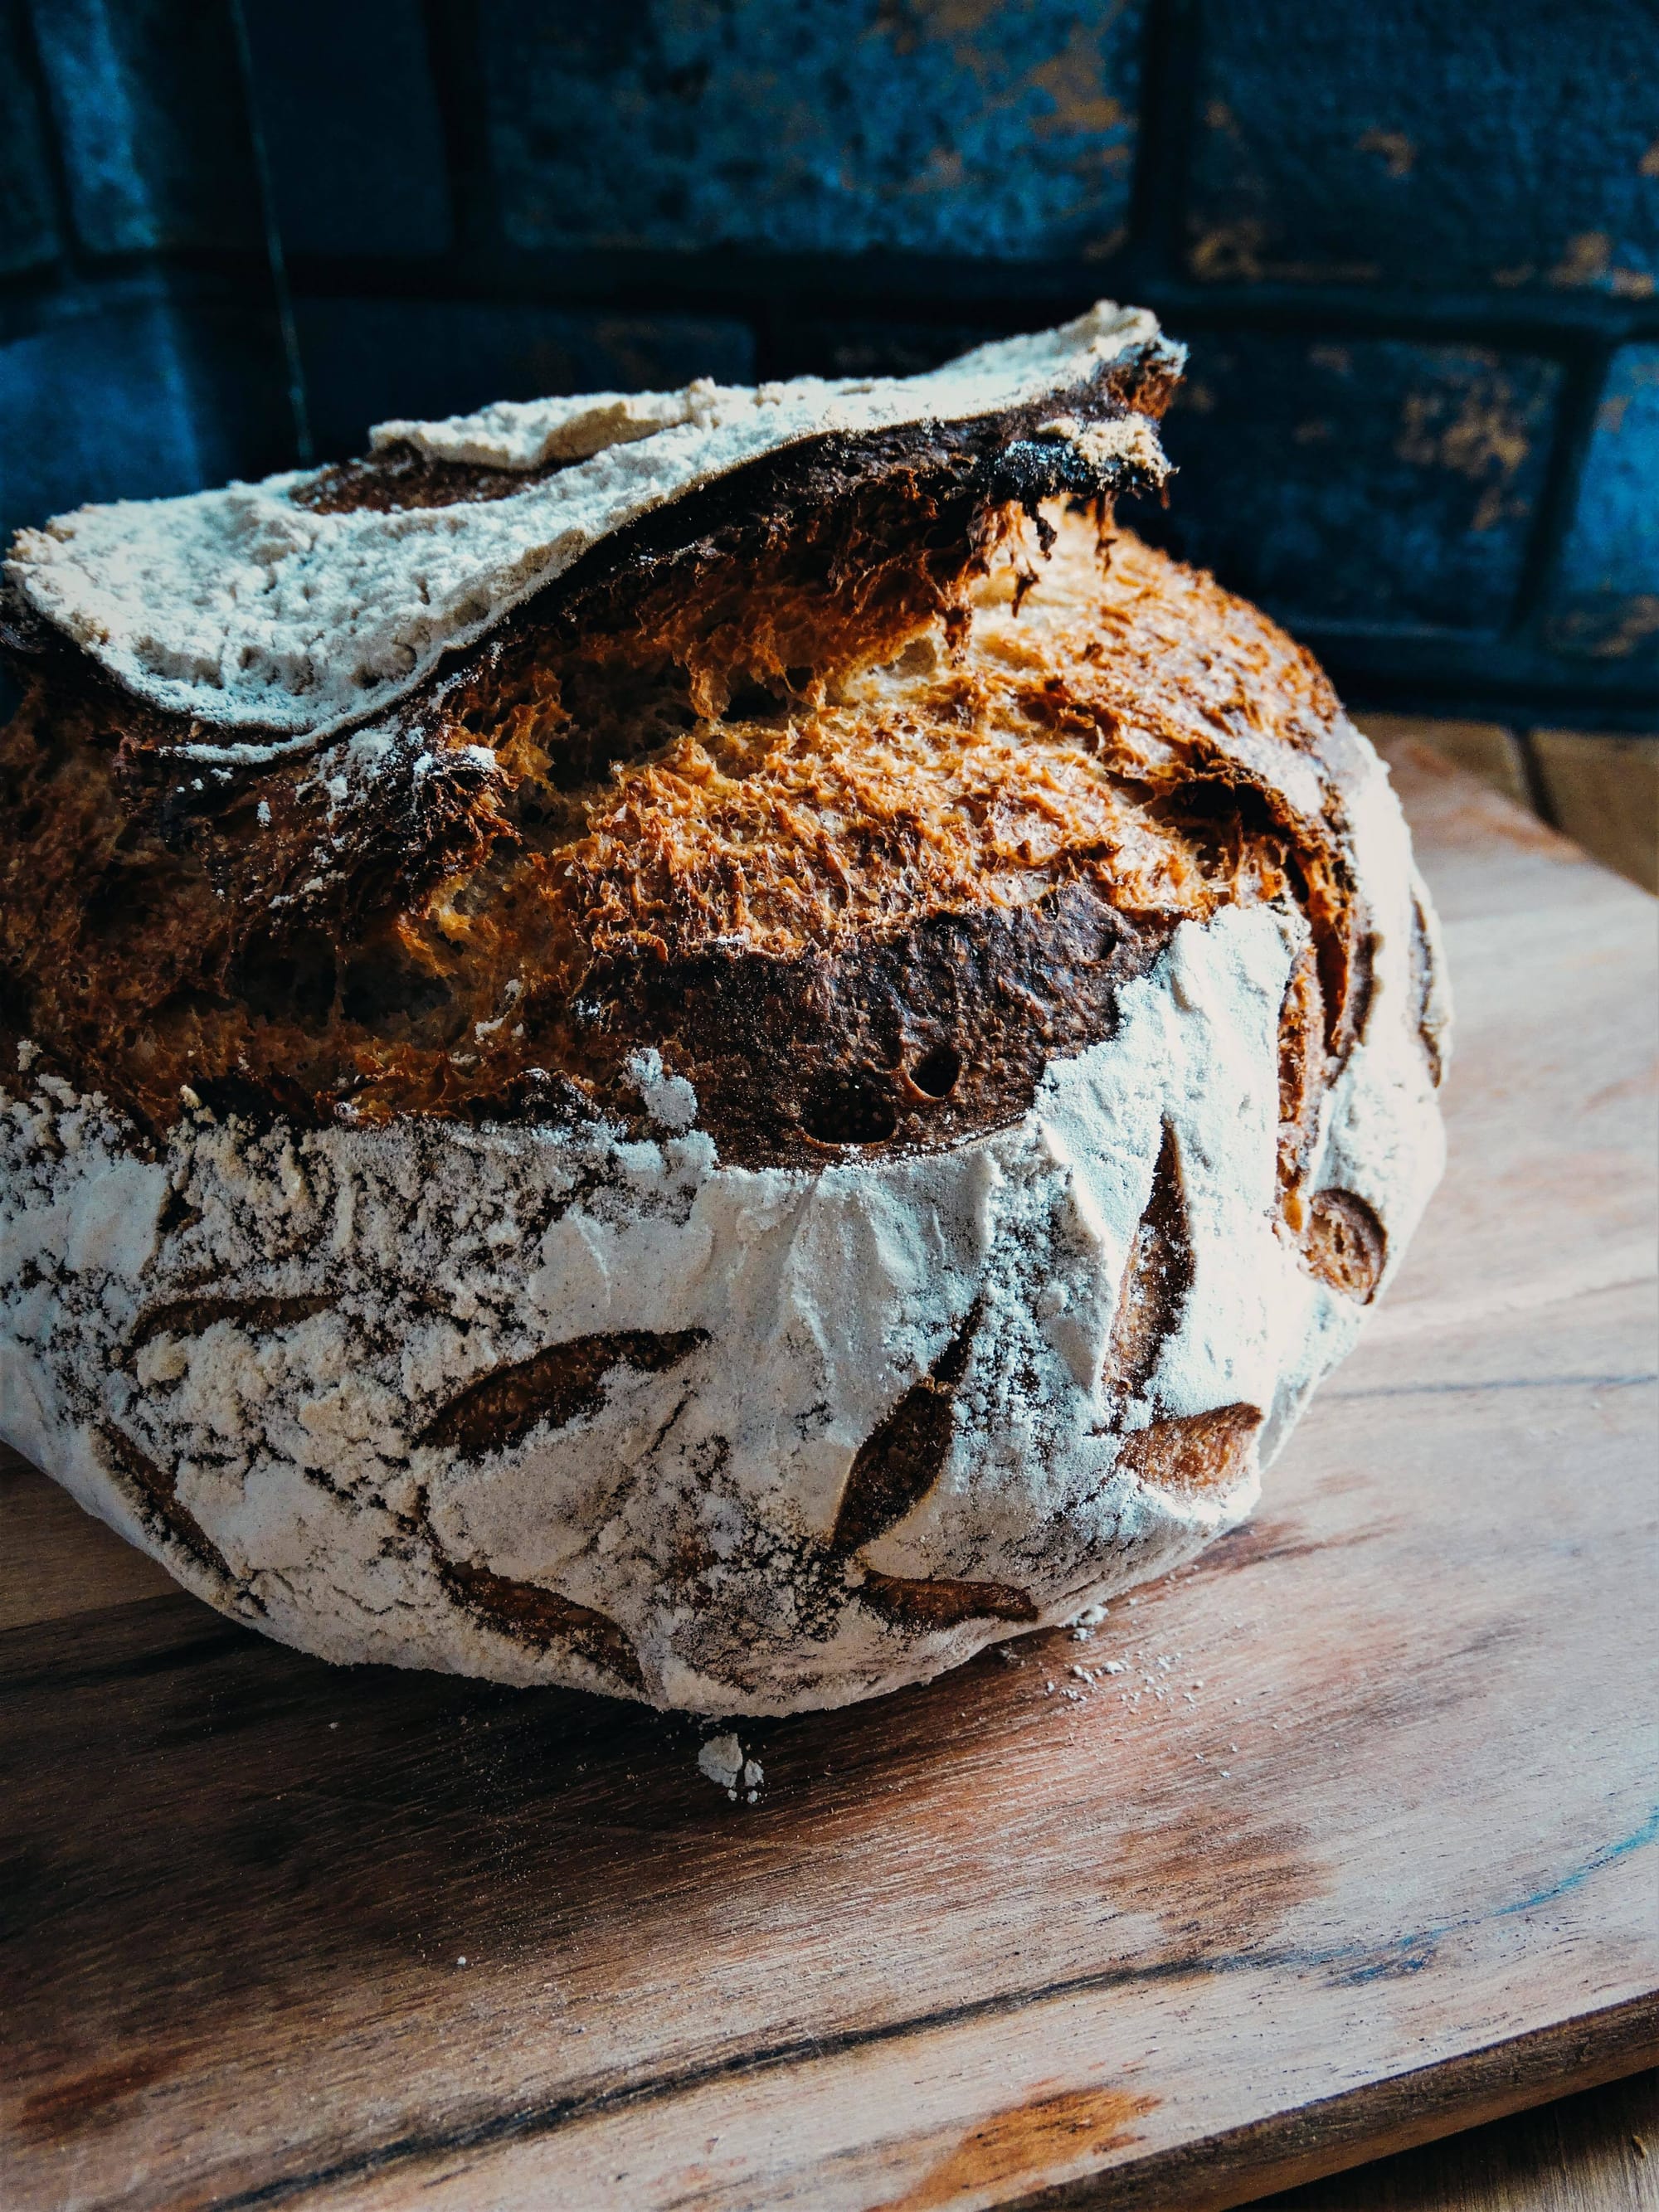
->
[698,1732,764,1802]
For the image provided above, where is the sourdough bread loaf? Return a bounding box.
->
[0,304,1448,1713]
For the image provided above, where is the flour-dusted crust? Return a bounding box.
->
[2,303,1175,746]
[0,307,1447,1714]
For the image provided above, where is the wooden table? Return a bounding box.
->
[3,743,1657,2212]
[1258,2065,1658,2207]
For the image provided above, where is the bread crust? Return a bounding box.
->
[0,313,1449,1713]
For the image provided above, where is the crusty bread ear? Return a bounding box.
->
[2,302,1180,744]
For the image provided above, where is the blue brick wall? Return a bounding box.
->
[0,290,289,529]
[0,0,1655,726]
[28,0,262,255]
[0,1,59,276]
[1549,345,1659,668]
[1139,337,1562,632]
[241,0,454,259]
[1185,0,1659,296]
[479,0,1145,259]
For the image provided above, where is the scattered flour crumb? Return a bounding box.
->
[698,1732,743,1788]
[698,1733,762,1799]
[628,1047,698,1131]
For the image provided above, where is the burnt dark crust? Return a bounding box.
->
[0,523,1373,1181]
[518,355,1176,655]
[468,884,1177,1171]
[286,336,1180,523]
[0,347,1183,1105]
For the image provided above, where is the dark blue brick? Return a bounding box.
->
[479,0,1144,258]
[241,0,453,259]
[0,293,291,547]
[0,1,59,275]
[1185,0,1659,295]
[1549,345,1659,665]
[295,297,757,460]
[28,0,261,255]
[1137,334,1562,633]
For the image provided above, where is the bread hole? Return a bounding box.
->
[859,1569,1038,1631]
[722,677,786,721]
[229,931,337,1029]
[420,1327,708,1458]
[800,1072,899,1146]
[1106,1122,1193,1398]
[890,636,939,677]
[340,950,452,1028]
[830,1303,980,1554]
[1117,1403,1262,1497]
[908,1041,961,1099]
[1304,1188,1386,1301]
[435,1554,645,1690]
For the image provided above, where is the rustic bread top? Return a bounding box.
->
[1,302,1177,747]
[0,302,1433,1224]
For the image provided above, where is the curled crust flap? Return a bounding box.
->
[2,303,1180,748]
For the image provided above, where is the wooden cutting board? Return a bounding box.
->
[2,741,1656,2212]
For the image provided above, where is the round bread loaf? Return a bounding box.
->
[0,304,1447,1713]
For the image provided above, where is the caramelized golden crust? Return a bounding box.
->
[0,513,1368,1184]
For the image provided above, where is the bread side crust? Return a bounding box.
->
[0,722,1443,1713]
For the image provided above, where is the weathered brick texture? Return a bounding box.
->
[1550,345,1659,668]
[1139,335,1561,632]
[479,0,1146,258]
[27,0,263,256]
[0,0,58,277]
[0,292,289,533]
[241,0,455,259]
[1184,0,1659,297]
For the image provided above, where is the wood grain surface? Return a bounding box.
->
[1256,2065,1659,2209]
[2,741,1656,2212]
